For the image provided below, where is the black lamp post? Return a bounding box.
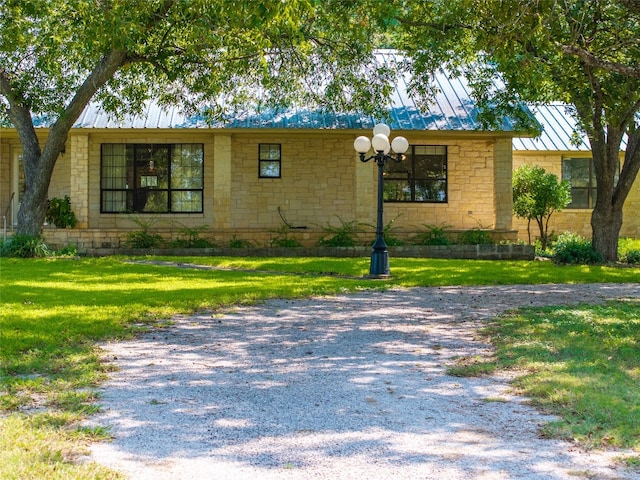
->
[354,123,409,278]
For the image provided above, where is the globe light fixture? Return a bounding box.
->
[354,123,409,278]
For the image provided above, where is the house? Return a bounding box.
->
[1,70,637,252]
[513,103,640,240]
[1,68,520,251]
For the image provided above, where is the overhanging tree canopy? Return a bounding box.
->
[396,0,640,261]
[0,0,397,236]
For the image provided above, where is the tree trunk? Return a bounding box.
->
[591,203,622,262]
[8,50,128,237]
[16,148,60,237]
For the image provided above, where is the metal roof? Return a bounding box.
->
[72,52,518,132]
[513,103,590,152]
[512,103,628,152]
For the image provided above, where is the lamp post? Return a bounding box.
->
[354,123,409,278]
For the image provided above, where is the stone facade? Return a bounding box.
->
[0,128,520,251]
[14,125,640,252]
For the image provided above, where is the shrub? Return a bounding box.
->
[46,196,78,228]
[620,249,640,264]
[512,164,571,250]
[126,215,164,248]
[0,235,51,258]
[457,228,494,245]
[55,244,78,257]
[126,230,163,248]
[270,225,302,248]
[552,232,603,264]
[618,238,640,264]
[229,235,254,248]
[169,224,215,248]
[317,217,360,247]
[411,224,451,245]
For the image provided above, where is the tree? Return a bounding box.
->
[512,164,571,251]
[1,0,396,237]
[397,0,640,261]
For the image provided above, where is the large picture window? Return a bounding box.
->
[384,145,447,202]
[562,157,596,209]
[101,143,204,213]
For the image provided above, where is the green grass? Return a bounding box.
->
[1,256,639,478]
[453,301,640,452]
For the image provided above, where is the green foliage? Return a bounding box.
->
[618,238,640,264]
[270,225,302,248]
[126,231,163,249]
[317,216,361,247]
[0,235,51,258]
[229,235,254,248]
[411,224,451,245]
[513,164,571,250]
[55,244,78,257]
[399,1,640,260]
[3,0,398,237]
[382,215,404,246]
[45,196,78,228]
[169,224,215,248]
[552,232,603,265]
[457,228,495,245]
[125,216,164,249]
[620,249,640,264]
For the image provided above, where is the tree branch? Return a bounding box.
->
[0,68,41,159]
[43,50,128,160]
[560,44,640,78]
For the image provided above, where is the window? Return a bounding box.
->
[562,157,596,209]
[384,145,447,202]
[101,143,203,213]
[259,143,281,178]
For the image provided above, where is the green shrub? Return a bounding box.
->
[126,215,164,248]
[55,244,78,257]
[229,235,254,248]
[270,225,302,247]
[620,249,640,264]
[411,224,451,245]
[169,224,215,248]
[618,238,640,264]
[126,230,163,248]
[457,228,495,245]
[317,217,360,247]
[45,196,77,228]
[552,232,603,264]
[383,216,404,246]
[0,235,51,258]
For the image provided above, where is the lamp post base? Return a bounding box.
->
[368,247,391,278]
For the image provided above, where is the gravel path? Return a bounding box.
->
[87,283,640,479]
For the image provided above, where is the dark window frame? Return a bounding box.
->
[100,143,204,214]
[383,145,448,203]
[258,143,282,178]
[562,157,597,209]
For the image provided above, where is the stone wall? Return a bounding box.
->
[8,128,521,246]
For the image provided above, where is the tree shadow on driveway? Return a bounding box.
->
[89,284,640,479]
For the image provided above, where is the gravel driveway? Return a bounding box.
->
[87,283,640,479]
